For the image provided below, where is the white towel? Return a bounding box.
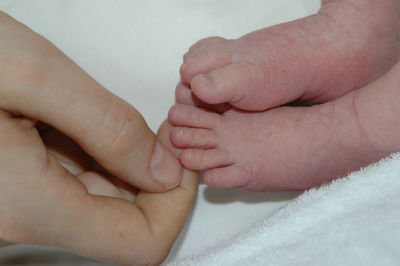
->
[170,153,400,266]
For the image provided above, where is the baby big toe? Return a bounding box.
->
[203,164,250,188]
[180,148,232,171]
[180,48,232,84]
[170,127,218,149]
[191,63,257,108]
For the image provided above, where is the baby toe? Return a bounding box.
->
[175,82,231,113]
[180,148,232,171]
[203,164,250,188]
[187,36,228,54]
[180,48,232,84]
[170,127,218,149]
[191,62,267,111]
[175,82,196,105]
[168,104,221,129]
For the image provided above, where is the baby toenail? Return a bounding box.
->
[151,141,182,188]
[184,86,192,95]
[199,74,211,86]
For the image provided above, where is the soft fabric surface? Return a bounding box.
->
[170,153,400,265]
[1,1,398,265]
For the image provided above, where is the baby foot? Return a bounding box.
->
[168,87,390,191]
[179,0,400,111]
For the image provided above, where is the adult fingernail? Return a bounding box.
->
[151,141,182,188]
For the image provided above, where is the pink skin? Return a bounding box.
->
[169,61,400,191]
[179,0,400,111]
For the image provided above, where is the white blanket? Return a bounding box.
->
[170,153,400,266]
[1,1,398,265]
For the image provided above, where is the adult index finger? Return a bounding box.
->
[0,11,181,192]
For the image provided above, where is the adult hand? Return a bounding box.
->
[0,11,198,265]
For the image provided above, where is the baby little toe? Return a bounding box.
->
[203,164,251,188]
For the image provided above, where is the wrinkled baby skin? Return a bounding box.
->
[178,0,400,111]
[170,0,400,191]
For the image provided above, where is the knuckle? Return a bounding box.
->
[96,100,146,156]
